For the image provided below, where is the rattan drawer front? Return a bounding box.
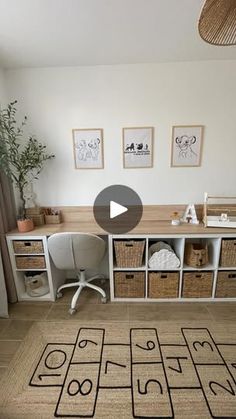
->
[15,256,46,269]
[182,272,213,298]
[114,272,145,298]
[216,271,236,298]
[148,272,179,298]
[13,240,44,254]
[220,239,236,267]
[114,240,145,268]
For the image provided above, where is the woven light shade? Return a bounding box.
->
[198,0,236,46]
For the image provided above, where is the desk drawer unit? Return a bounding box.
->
[148,272,179,298]
[114,271,145,298]
[182,271,213,298]
[13,240,44,254]
[15,256,46,270]
[216,271,236,298]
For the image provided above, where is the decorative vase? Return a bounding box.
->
[17,219,34,233]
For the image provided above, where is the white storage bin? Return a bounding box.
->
[24,272,49,297]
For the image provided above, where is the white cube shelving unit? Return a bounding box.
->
[6,235,65,301]
[109,234,236,302]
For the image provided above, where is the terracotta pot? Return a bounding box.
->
[17,219,34,233]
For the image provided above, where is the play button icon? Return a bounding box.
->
[93,185,143,234]
[110,201,128,219]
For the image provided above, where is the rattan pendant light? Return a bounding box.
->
[198,0,236,46]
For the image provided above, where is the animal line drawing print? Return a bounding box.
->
[73,128,104,169]
[123,127,154,168]
[171,125,204,167]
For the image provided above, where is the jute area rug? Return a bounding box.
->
[0,321,235,418]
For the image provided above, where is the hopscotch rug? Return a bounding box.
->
[0,320,235,418]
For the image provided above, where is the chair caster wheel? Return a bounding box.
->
[101,297,107,304]
[57,292,63,299]
[69,308,76,315]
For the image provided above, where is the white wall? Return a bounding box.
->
[5,61,236,206]
[0,69,6,104]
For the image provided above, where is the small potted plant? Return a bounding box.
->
[0,100,55,232]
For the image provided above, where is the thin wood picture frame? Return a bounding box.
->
[72,128,104,169]
[171,125,204,167]
[123,126,154,169]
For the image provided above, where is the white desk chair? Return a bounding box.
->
[48,232,107,314]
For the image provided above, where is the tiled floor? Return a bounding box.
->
[0,283,236,381]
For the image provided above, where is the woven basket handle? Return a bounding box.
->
[126,274,134,279]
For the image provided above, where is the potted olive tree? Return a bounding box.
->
[0,100,55,232]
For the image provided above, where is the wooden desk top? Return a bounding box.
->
[6,205,236,236]
[7,219,236,237]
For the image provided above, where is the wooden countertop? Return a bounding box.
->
[6,219,236,236]
[6,205,236,236]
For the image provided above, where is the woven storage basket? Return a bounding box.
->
[185,242,208,268]
[25,207,42,216]
[148,272,179,298]
[29,214,45,226]
[114,271,145,298]
[182,271,213,298]
[114,240,145,268]
[13,240,44,254]
[45,214,62,224]
[220,239,236,267]
[15,256,46,269]
[215,271,236,298]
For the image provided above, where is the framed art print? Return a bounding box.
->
[171,125,204,167]
[123,126,154,168]
[73,128,104,169]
